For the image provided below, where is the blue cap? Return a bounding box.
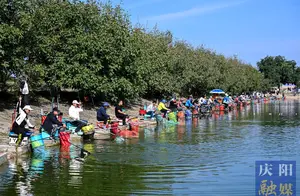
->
[103,102,109,107]
[162,99,167,103]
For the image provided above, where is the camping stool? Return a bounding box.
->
[144,114,151,120]
[8,131,31,146]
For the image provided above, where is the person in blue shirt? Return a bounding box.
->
[222,94,230,108]
[185,96,193,108]
[97,102,110,124]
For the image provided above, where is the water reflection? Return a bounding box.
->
[0,101,299,195]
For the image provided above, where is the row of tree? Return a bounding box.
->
[257,55,300,88]
[0,0,298,102]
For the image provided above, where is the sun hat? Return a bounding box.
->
[103,102,110,107]
[23,105,33,111]
[72,100,79,104]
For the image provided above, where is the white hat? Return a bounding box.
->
[72,100,79,104]
[23,105,33,111]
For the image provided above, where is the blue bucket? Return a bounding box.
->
[30,134,44,148]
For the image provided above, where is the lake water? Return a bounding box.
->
[0,101,299,196]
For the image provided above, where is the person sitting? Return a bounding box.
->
[223,94,230,108]
[157,99,170,117]
[115,100,128,125]
[97,102,110,124]
[146,100,156,118]
[199,96,207,105]
[12,105,37,145]
[177,98,186,111]
[185,96,193,108]
[169,98,177,112]
[42,107,66,137]
[68,100,86,132]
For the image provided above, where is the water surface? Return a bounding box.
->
[0,101,299,195]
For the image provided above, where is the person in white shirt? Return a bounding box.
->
[69,100,83,120]
[12,105,37,145]
[68,100,85,132]
[199,96,207,105]
[146,101,156,118]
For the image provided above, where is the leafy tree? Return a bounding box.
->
[257,55,298,88]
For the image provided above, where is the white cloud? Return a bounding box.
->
[143,0,247,21]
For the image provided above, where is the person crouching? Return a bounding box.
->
[12,105,37,145]
[42,107,66,137]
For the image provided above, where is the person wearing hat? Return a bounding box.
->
[169,98,177,112]
[157,99,170,118]
[12,105,36,145]
[222,93,230,108]
[69,100,83,120]
[68,100,86,132]
[42,107,66,136]
[97,102,110,124]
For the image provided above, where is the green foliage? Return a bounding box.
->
[1,0,295,99]
[257,55,298,88]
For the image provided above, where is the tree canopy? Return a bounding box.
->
[1,0,297,102]
[257,55,298,88]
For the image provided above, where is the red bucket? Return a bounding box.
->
[60,145,70,159]
[220,105,225,111]
[130,125,139,132]
[110,122,119,135]
[59,132,71,146]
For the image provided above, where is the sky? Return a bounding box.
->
[108,0,300,66]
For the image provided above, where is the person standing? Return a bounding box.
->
[69,100,86,132]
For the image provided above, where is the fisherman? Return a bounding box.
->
[146,100,156,118]
[223,94,230,108]
[169,98,177,112]
[42,107,66,136]
[69,100,86,132]
[12,105,36,145]
[97,102,110,124]
[157,99,170,117]
[199,96,207,105]
[115,100,129,125]
[185,95,194,108]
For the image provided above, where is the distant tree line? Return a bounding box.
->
[257,56,300,89]
[0,0,298,102]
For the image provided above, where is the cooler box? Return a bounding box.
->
[30,134,45,149]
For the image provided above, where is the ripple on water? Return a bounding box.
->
[0,102,300,195]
